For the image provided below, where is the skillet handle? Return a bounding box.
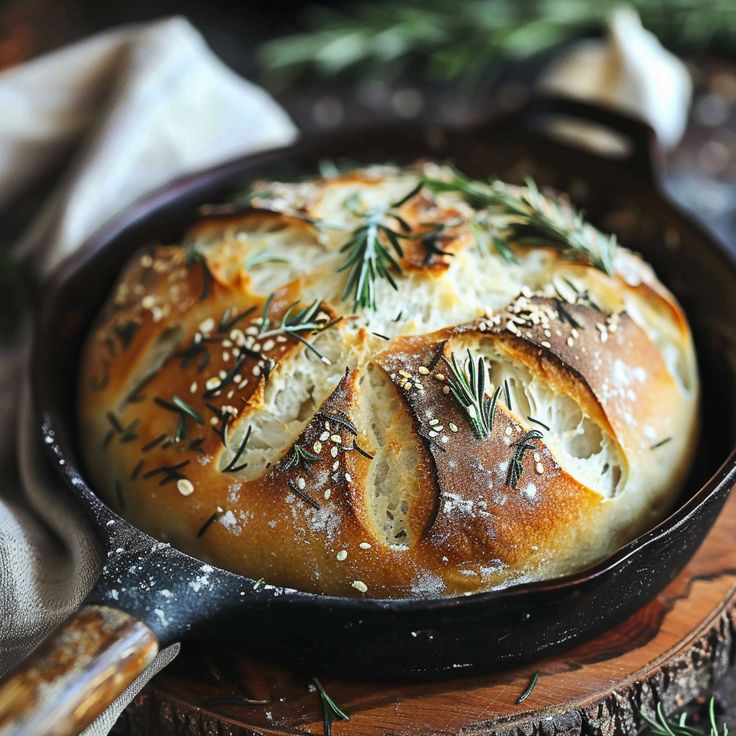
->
[0,604,159,736]
[494,95,662,182]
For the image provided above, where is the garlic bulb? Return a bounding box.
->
[540,7,692,150]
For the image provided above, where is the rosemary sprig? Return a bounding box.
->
[337,183,421,310]
[257,298,338,364]
[256,0,732,89]
[506,430,543,489]
[313,678,350,736]
[641,698,728,736]
[423,173,616,275]
[442,350,502,440]
[284,444,323,474]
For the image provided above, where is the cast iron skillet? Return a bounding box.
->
[1,97,735,736]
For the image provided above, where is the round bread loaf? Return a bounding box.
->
[78,163,698,598]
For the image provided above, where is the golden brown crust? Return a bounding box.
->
[78,164,698,598]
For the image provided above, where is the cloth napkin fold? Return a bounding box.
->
[0,16,295,735]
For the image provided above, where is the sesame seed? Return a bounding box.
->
[344,473,352,483]
[332,461,339,471]
[418,366,429,375]
[199,318,215,334]
[330,434,341,443]
[313,441,322,454]
[449,423,458,433]
[262,339,275,351]
[177,479,194,496]
[296,477,306,490]
[429,430,438,438]
[319,431,330,442]
[505,426,513,436]
[399,370,411,378]
[351,580,368,593]
[331,446,338,458]
[324,489,332,500]
[336,550,348,561]
[566,337,574,347]
[429,418,439,426]
[205,377,221,390]
[141,295,155,309]
[435,373,445,381]
[359,542,372,550]
[252,365,261,376]
[403,381,413,390]
[140,254,153,268]
[535,462,544,474]
[210,417,219,426]
[190,382,198,394]
[533,452,541,462]
[442,386,450,394]
[541,340,551,349]
[222,352,230,361]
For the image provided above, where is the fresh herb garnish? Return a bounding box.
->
[287,478,321,509]
[284,443,322,474]
[142,434,167,452]
[256,297,338,365]
[337,183,421,310]
[506,430,543,489]
[352,442,374,460]
[222,426,252,473]
[641,698,728,736]
[130,460,144,480]
[219,305,256,333]
[651,437,672,450]
[442,350,502,440]
[423,172,616,275]
[526,416,550,431]
[126,370,158,404]
[317,411,358,436]
[515,671,539,704]
[142,460,190,486]
[196,507,226,538]
[313,678,350,736]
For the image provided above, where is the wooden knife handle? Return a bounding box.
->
[0,604,159,736]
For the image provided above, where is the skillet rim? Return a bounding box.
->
[31,120,736,613]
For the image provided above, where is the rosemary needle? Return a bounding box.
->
[515,672,539,704]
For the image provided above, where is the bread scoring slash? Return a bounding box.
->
[78,163,698,598]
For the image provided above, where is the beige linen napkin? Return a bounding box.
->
[0,16,295,734]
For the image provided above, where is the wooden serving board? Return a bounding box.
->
[113,488,736,736]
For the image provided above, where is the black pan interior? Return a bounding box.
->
[33,115,736,678]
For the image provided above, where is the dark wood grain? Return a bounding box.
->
[110,488,736,736]
[0,605,159,736]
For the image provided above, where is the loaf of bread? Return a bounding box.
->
[78,163,698,598]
